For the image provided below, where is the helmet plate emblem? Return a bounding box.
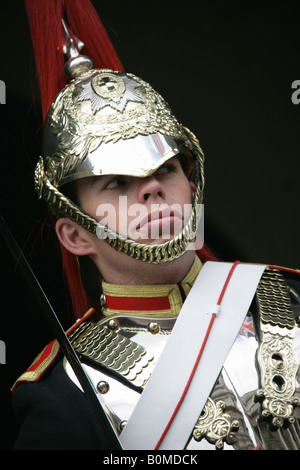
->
[76,71,145,114]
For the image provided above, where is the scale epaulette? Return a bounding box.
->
[11,308,95,392]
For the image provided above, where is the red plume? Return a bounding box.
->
[25,0,124,319]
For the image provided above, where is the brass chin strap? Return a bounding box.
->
[35,137,205,264]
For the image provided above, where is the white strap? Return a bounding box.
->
[120,261,266,450]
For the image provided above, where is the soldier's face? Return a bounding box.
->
[76,156,195,245]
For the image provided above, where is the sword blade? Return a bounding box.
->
[0,216,122,449]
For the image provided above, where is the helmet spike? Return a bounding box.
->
[62,18,84,58]
[62,19,94,78]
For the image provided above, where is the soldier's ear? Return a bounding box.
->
[55,218,97,256]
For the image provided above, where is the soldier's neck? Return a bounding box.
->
[99,250,197,286]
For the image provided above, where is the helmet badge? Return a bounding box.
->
[76,71,145,114]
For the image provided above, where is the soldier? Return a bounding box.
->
[11,0,300,450]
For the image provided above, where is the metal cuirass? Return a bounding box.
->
[64,266,300,450]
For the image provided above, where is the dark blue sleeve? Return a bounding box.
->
[12,358,115,450]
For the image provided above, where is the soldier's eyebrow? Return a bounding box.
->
[90,175,107,188]
[90,176,99,187]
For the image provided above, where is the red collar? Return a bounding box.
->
[101,256,202,318]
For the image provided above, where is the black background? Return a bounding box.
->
[0,0,299,449]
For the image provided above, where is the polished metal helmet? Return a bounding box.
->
[34,51,205,264]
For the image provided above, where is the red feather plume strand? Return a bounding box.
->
[25,0,124,319]
[25,0,66,122]
[197,245,219,263]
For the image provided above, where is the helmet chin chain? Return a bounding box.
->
[36,126,204,264]
[35,141,204,265]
